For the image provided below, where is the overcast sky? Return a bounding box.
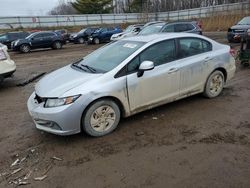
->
[0,0,60,16]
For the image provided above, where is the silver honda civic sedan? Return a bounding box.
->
[27,33,236,137]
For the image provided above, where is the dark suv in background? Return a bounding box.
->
[70,28,98,44]
[227,16,250,42]
[88,27,122,44]
[55,29,70,43]
[12,31,64,53]
[0,31,30,49]
[160,21,202,35]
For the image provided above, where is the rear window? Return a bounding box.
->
[186,24,195,30]
[175,24,188,32]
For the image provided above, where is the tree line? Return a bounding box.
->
[48,0,246,15]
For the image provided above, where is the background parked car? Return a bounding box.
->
[0,43,16,83]
[138,22,166,35]
[12,31,64,53]
[55,29,70,43]
[0,31,30,49]
[70,28,98,44]
[227,16,250,43]
[142,21,166,28]
[88,27,123,44]
[111,24,144,41]
[160,21,202,34]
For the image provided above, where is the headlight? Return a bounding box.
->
[0,50,7,60]
[44,95,81,108]
[247,29,250,36]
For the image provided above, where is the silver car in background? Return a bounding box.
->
[111,24,143,41]
[27,33,236,137]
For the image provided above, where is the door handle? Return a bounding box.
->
[204,57,213,62]
[168,68,178,74]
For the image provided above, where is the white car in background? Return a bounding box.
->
[111,24,143,41]
[0,43,16,83]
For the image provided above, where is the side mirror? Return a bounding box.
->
[137,61,154,77]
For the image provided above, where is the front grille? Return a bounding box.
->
[233,29,245,33]
[34,94,46,104]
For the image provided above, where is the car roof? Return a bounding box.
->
[8,31,27,34]
[122,33,208,43]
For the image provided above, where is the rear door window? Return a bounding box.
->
[43,33,55,37]
[33,33,44,39]
[161,24,175,32]
[175,24,188,32]
[178,38,212,58]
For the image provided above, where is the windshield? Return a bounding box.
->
[138,24,164,35]
[94,28,102,33]
[76,40,145,73]
[26,33,36,39]
[124,25,134,33]
[0,34,7,41]
[238,17,250,25]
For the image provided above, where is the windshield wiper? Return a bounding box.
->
[72,62,87,72]
[80,64,96,73]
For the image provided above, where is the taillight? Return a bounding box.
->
[0,49,7,60]
[230,48,235,57]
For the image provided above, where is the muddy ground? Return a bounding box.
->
[0,32,249,187]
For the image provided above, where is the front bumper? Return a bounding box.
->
[0,59,16,77]
[27,92,87,136]
[227,32,246,42]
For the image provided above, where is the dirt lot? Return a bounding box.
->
[0,32,250,187]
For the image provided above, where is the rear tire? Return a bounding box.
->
[52,41,62,49]
[20,44,30,53]
[241,60,250,67]
[203,70,224,98]
[82,99,120,137]
[78,37,85,44]
[93,38,100,44]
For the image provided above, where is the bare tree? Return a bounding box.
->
[48,0,77,15]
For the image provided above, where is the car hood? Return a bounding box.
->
[112,32,125,37]
[35,65,102,97]
[231,24,250,30]
[15,38,28,44]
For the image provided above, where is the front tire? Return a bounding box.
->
[52,41,62,49]
[20,44,30,53]
[93,37,100,44]
[203,70,225,98]
[82,99,121,137]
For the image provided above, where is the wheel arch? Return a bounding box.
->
[80,96,126,132]
[214,67,227,82]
